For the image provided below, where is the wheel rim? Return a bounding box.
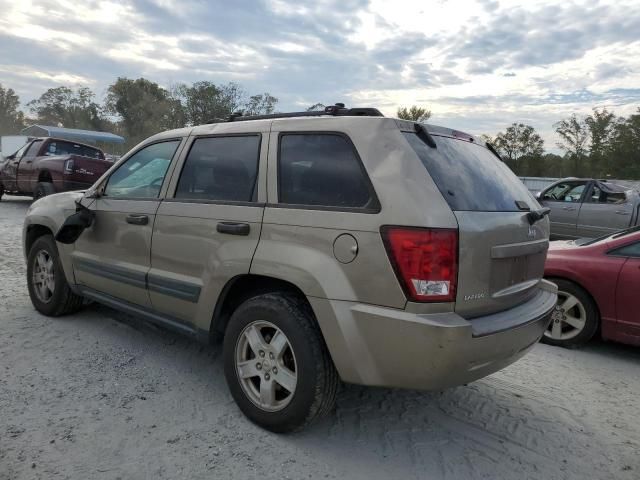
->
[235,320,297,412]
[32,249,55,303]
[544,290,586,341]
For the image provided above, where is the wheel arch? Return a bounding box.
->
[25,223,54,258]
[545,275,602,325]
[209,274,312,340]
[38,169,53,183]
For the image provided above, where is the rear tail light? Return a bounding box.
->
[381,226,458,303]
[64,159,74,173]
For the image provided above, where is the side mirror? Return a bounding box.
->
[535,191,542,199]
[55,202,94,244]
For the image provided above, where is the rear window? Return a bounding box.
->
[46,141,103,159]
[404,132,535,212]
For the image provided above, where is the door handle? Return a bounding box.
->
[126,214,149,225]
[561,206,576,211]
[25,160,32,163]
[615,210,630,215]
[216,222,250,236]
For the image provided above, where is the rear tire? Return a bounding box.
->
[223,293,339,433]
[542,278,599,348]
[27,234,84,316]
[0,182,4,201]
[34,182,55,200]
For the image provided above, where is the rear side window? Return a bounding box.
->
[588,184,626,204]
[278,133,377,210]
[404,133,535,212]
[610,241,640,258]
[175,135,260,202]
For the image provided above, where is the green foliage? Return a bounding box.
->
[0,84,25,133]
[1,78,638,179]
[173,81,248,125]
[27,86,106,130]
[554,114,590,176]
[243,93,278,116]
[397,105,431,122]
[105,77,185,146]
[306,103,325,111]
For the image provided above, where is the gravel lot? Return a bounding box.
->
[1,195,639,480]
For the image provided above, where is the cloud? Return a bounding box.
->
[0,0,638,152]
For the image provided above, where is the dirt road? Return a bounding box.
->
[1,196,639,479]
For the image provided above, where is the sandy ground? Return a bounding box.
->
[1,195,639,480]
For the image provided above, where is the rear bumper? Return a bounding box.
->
[310,279,557,390]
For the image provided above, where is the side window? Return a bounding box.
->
[278,133,376,209]
[104,140,180,199]
[542,182,585,203]
[24,140,43,157]
[610,242,640,258]
[175,135,260,202]
[587,185,627,204]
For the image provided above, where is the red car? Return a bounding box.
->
[544,226,640,347]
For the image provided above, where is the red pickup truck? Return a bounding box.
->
[0,137,112,200]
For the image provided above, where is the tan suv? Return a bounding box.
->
[23,105,557,432]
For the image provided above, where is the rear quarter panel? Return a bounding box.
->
[251,117,458,309]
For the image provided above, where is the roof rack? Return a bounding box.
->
[226,103,384,122]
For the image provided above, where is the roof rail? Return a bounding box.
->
[225,103,384,122]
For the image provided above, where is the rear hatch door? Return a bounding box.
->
[403,130,549,318]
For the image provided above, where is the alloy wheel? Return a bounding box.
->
[545,290,586,341]
[235,320,298,412]
[32,249,55,303]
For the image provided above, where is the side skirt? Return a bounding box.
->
[77,286,210,343]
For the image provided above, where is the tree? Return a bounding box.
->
[585,108,615,176]
[105,77,185,146]
[397,105,431,122]
[27,86,106,130]
[306,103,325,111]
[0,84,25,133]
[174,81,250,125]
[555,114,590,176]
[491,123,544,174]
[607,109,640,179]
[243,93,278,116]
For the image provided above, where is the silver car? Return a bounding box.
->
[23,105,557,432]
[538,178,640,239]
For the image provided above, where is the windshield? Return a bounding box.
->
[404,132,536,212]
[580,225,640,246]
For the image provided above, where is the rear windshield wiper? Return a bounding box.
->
[526,207,551,225]
[415,123,437,148]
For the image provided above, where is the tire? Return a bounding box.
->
[34,182,55,200]
[542,278,599,348]
[27,234,84,316]
[223,293,339,433]
[0,182,4,201]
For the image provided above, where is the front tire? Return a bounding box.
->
[542,278,599,348]
[223,293,339,433]
[27,234,84,316]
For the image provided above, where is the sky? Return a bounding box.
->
[0,0,639,149]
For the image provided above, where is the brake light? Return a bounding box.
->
[382,227,458,302]
[64,159,74,173]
